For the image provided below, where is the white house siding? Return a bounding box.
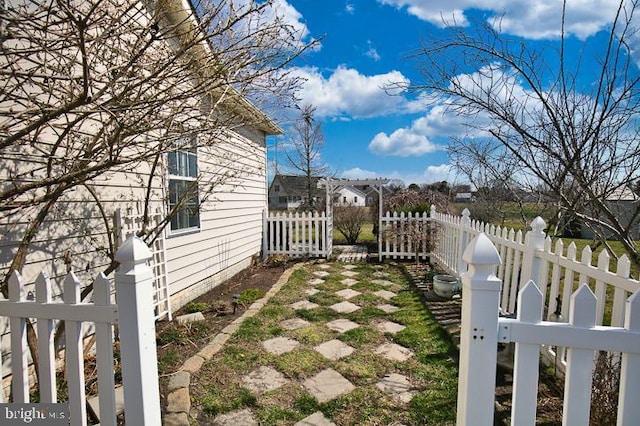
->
[164,128,268,309]
[0,0,276,394]
[337,187,367,206]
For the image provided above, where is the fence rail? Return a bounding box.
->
[263,211,330,258]
[457,233,640,425]
[0,236,161,426]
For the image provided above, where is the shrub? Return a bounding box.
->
[334,204,368,244]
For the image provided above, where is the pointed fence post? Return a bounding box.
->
[562,284,597,425]
[616,289,640,426]
[521,217,547,292]
[115,236,161,425]
[510,281,543,425]
[456,208,471,274]
[456,233,502,426]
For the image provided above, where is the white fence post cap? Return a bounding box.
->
[114,236,152,264]
[463,233,501,266]
[530,216,546,232]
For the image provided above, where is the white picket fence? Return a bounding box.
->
[379,211,433,260]
[457,233,640,425]
[430,206,640,331]
[0,236,161,425]
[263,211,331,258]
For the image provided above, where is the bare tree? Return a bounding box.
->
[0,0,316,287]
[449,138,559,228]
[0,0,315,373]
[283,104,328,210]
[333,204,368,244]
[403,0,640,268]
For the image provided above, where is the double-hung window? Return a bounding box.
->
[168,142,200,233]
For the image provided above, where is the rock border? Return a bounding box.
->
[162,263,305,426]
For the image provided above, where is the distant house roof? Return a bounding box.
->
[271,175,324,196]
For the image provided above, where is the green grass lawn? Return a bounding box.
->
[332,221,376,244]
[189,263,458,425]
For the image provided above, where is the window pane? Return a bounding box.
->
[169,179,200,231]
[168,152,178,175]
[188,152,198,177]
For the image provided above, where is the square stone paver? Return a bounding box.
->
[376,321,406,334]
[329,301,360,314]
[309,278,325,286]
[291,300,319,310]
[313,271,331,278]
[340,278,358,287]
[340,270,359,278]
[317,264,331,270]
[372,279,395,287]
[263,336,299,355]
[295,411,336,426]
[374,342,414,362]
[314,339,354,360]
[213,408,258,426]
[335,289,361,300]
[325,318,360,333]
[376,373,416,403]
[303,368,355,403]
[374,290,397,300]
[243,366,289,394]
[376,304,399,313]
[281,318,310,330]
[342,265,358,270]
[305,288,320,296]
[373,271,389,277]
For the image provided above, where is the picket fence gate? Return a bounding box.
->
[457,233,640,425]
[0,236,161,426]
[263,210,331,258]
[379,211,433,261]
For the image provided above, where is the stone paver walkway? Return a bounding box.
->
[165,259,424,426]
[335,245,369,262]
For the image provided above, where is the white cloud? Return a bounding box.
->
[346,1,355,14]
[365,40,381,61]
[423,164,454,183]
[254,0,320,50]
[290,65,413,118]
[341,167,381,179]
[368,99,476,156]
[370,129,441,156]
[377,0,626,40]
[366,47,381,61]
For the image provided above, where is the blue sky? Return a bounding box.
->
[265,0,637,185]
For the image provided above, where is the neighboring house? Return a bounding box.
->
[268,175,386,210]
[453,185,474,202]
[335,186,367,206]
[0,1,281,318]
[580,187,640,240]
[268,174,324,210]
